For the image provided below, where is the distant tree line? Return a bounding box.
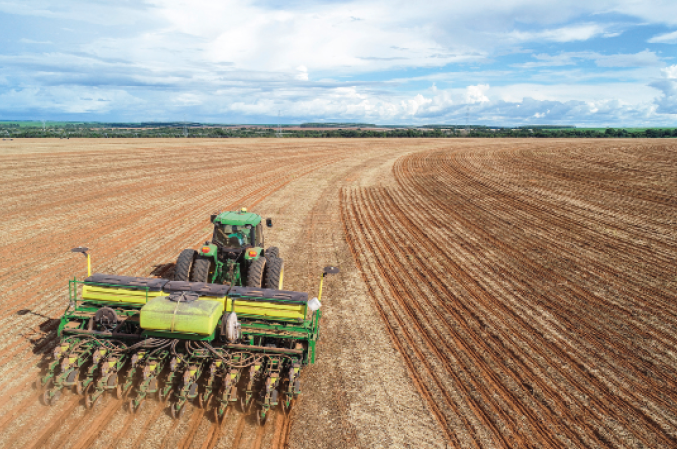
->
[1,125,676,139]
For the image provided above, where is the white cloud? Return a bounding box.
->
[25,0,619,78]
[465,85,490,103]
[663,65,677,79]
[0,1,660,81]
[490,82,657,104]
[517,50,662,68]
[144,0,485,74]
[648,30,677,44]
[0,76,673,126]
[507,23,609,43]
[607,0,677,26]
[19,38,52,44]
[515,52,592,68]
[295,66,309,81]
[595,50,662,67]
[0,0,156,26]
[651,64,677,114]
[0,86,143,114]
[1,0,677,125]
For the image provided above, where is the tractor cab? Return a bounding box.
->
[213,223,252,248]
[174,208,281,289]
[211,210,264,249]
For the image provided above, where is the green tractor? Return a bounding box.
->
[174,208,283,289]
[38,245,339,424]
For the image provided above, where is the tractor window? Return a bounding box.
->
[213,224,252,248]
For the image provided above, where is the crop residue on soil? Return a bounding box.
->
[0,138,675,448]
[341,141,677,448]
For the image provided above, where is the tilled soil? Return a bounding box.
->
[1,138,675,449]
[0,138,444,449]
[341,140,677,448]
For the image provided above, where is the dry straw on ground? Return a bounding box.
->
[0,138,674,449]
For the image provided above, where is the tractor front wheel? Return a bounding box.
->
[190,257,212,283]
[246,258,266,288]
[264,257,284,290]
[174,249,197,281]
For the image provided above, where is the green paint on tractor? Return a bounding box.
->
[38,212,339,425]
[213,210,262,227]
[174,209,281,288]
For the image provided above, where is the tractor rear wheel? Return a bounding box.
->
[190,257,211,283]
[264,257,284,290]
[246,258,266,288]
[174,249,197,281]
[265,247,279,260]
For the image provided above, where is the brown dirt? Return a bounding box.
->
[0,138,441,449]
[1,138,674,449]
[341,140,677,448]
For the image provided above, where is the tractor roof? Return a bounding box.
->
[214,210,262,226]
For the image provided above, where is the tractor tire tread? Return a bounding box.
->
[264,257,284,290]
[246,258,266,288]
[265,247,279,260]
[174,249,197,281]
[191,257,211,283]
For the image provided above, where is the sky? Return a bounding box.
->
[1,0,677,126]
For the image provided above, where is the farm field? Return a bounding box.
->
[0,138,675,449]
[342,141,677,448]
